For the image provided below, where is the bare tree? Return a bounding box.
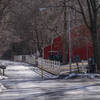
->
[8,0,51,56]
[70,0,100,72]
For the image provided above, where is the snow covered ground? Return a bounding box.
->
[0,60,100,100]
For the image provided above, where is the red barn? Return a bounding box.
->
[44,25,99,63]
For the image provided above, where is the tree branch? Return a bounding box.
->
[66,5,82,14]
[87,0,93,26]
[97,4,100,11]
[77,0,90,29]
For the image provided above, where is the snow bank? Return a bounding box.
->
[0,75,8,80]
[0,60,29,66]
[65,73,100,79]
[0,83,6,92]
[0,75,7,92]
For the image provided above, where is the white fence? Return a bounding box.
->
[14,55,22,61]
[14,55,36,65]
[38,58,60,75]
[14,55,61,75]
[25,55,36,65]
[14,55,87,75]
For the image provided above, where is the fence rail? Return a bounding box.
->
[14,55,87,75]
[38,58,60,75]
[14,55,61,75]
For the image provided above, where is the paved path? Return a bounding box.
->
[0,61,100,100]
[0,61,43,100]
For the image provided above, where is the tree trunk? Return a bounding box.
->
[61,0,68,64]
[91,30,100,72]
[39,47,43,57]
[62,36,67,64]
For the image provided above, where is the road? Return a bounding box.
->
[0,60,100,100]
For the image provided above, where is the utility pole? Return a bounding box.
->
[68,8,72,73]
[62,0,68,64]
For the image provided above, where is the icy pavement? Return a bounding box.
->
[0,61,100,100]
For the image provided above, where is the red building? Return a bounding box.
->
[44,25,99,62]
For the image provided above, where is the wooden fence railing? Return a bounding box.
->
[14,55,61,75]
[38,58,60,75]
[14,55,87,75]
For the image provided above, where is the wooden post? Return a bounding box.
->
[59,61,61,75]
[76,62,80,72]
[0,69,1,74]
[81,60,85,73]
[3,69,5,76]
[41,59,44,80]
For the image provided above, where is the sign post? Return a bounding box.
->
[41,59,44,80]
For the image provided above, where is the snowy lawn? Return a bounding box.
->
[0,60,100,100]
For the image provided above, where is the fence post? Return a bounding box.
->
[3,69,5,76]
[81,60,84,73]
[41,58,44,80]
[59,62,61,75]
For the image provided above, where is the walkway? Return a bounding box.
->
[0,60,100,100]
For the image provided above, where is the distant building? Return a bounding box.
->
[43,25,100,63]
